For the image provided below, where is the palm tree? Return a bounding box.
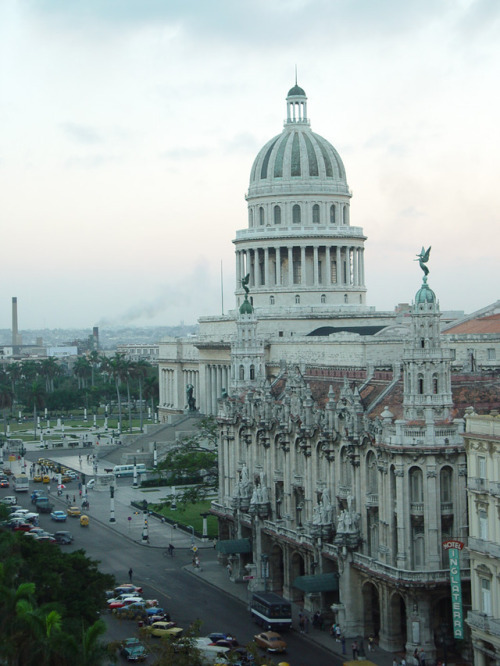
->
[73,357,91,390]
[106,353,127,434]
[131,359,151,432]
[88,351,100,387]
[75,619,109,666]
[40,357,61,393]
[143,374,159,420]
[6,362,22,409]
[26,381,46,440]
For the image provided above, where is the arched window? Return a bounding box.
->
[292,204,301,224]
[250,365,255,380]
[433,374,438,394]
[440,467,453,503]
[342,206,348,224]
[410,467,424,503]
[249,209,253,227]
[270,295,275,305]
[239,365,244,380]
[274,205,281,225]
[259,207,265,225]
[321,294,326,304]
[418,374,424,394]
[295,295,300,304]
[330,205,336,224]
[312,204,320,224]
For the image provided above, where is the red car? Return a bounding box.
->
[13,522,33,532]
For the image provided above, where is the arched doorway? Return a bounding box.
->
[362,582,381,640]
[385,592,407,653]
[290,551,305,602]
[269,544,284,594]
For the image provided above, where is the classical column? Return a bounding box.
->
[325,246,331,285]
[288,246,293,286]
[211,365,217,415]
[301,246,306,285]
[313,246,319,286]
[353,247,358,286]
[249,250,255,287]
[395,465,408,568]
[336,246,342,284]
[276,247,281,286]
[264,248,269,287]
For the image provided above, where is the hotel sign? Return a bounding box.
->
[443,540,464,639]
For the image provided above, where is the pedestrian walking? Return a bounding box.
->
[168,543,175,557]
[335,624,342,642]
[368,634,375,652]
[413,648,421,665]
[66,493,69,503]
[47,485,51,494]
[352,640,358,660]
[341,635,346,655]
[226,563,232,577]
[420,649,426,666]
[73,495,76,503]
[299,613,305,634]
[128,568,133,582]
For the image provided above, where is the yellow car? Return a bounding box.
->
[67,506,81,517]
[61,475,73,483]
[33,474,42,483]
[80,514,89,527]
[147,622,183,638]
[42,475,50,484]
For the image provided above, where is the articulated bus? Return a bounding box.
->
[250,591,292,631]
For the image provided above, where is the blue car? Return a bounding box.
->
[50,510,67,522]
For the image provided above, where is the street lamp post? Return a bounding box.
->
[261,554,269,592]
[200,512,210,540]
[109,483,116,523]
[153,442,157,468]
[133,457,138,489]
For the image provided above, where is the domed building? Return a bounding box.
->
[234,84,366,311]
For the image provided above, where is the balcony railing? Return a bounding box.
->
[410,502,425,515]
[467,610,500,638]
[469,536,500,559]
[365,493,379,506]
[352,552,470,585]
[468,477,488,492]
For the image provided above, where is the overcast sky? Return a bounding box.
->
[1,0,499,330]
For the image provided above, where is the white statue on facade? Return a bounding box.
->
[260,473,269,503]
[313,504,321,524]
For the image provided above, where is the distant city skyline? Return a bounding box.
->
[1,1,499,329]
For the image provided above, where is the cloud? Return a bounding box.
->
[60,122,103,144]
[159,146,212,161]
[64,154,120,169]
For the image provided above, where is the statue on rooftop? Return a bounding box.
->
[415,246,431,276]
[241,273,250,295]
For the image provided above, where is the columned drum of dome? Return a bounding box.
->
[234,84,367,312]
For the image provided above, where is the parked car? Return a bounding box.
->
[54,531,73,544]
[253,631,287,653]
[108,597,145,610]
[147,621,183,638]
[51,510,67,522]
[120,638,147,662]
[1,496,17,505]
[115,584,143,595]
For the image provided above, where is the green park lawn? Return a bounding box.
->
[150,499,218,538]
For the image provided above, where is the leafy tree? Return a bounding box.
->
[157,417,218,502]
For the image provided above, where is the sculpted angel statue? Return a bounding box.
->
[241,273,250,295]
[415,246,431,276]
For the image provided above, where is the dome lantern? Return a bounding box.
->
[286,83,308,125]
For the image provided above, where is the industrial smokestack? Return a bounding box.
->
[12,297,19,346]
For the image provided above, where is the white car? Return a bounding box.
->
[1,496,17,505]
[86,479,95,489]
[10,509,30,518]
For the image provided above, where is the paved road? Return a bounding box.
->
[3,455,344,666]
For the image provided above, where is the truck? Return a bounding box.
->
[13,473,29,492]
[35,497,54,513]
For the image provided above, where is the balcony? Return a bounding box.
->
[468,477,488,493]
[338,485,352,498]
[440,502,454,515]
[352,552,470,586]
[410,502,425,515]
[365,493,379,507]
[467,610,500,638]
[469,536,500,559]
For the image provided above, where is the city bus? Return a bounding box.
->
[250,591,292,631]
[13,473,29,492]
[113,464,147,478]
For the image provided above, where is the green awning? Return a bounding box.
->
[293,573,339,593]
[216,538,252,554]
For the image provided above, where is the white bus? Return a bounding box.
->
[13,473,29,492]
[113,464,147,478]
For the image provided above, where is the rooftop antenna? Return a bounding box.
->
[295,64,298,85]
[220,260,224,316]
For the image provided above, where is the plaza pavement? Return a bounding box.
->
[18,448,406,666]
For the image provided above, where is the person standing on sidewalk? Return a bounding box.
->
[128,568,133,582]
[352,640,358,660]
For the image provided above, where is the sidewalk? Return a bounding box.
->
[23,451,399,666]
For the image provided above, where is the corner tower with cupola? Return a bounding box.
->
[233,83,367,312]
